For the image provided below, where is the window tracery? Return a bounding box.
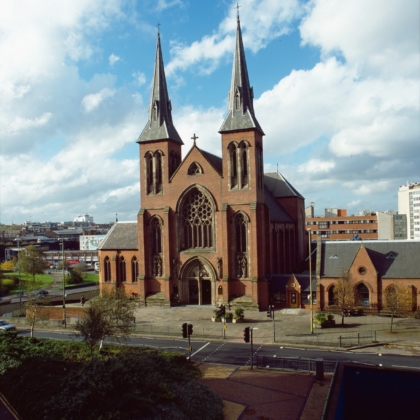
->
[118,256,126,283]
[104,256,111,282]
[233,212,248,278]
[131,257,138,283]
[187,162,203,175]
[150,217,163,277]
[144,150,163,195]
[181,189,214,250]
[169,150,180,176]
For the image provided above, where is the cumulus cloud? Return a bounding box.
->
[166,0,301,76]
[132,71,146,86]
[81,88,116,113]
[109,53,120,66]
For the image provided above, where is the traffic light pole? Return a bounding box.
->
[188,333,192,362]
[250,328,254,370]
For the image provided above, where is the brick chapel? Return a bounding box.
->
[98,17,307,310]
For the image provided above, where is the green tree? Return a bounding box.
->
[384,283,413,332]
[73,288,138,354]
[0,257,17,271]
[24,288,50,337]
[333,270,359,325]
[19,245,46,282]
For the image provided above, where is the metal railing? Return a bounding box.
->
[255,355,337,374]
[338,330,376,347]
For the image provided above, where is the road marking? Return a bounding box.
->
[284,347,306,351]
[351,361,376,366]
[191,342,210,357]
[391,365,420,370]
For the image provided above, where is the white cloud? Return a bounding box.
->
[7,113,53,134]
[132,71,146,86]
[166,0,301,76]
[298,159,335,174]
[81,88,115,113]
[155,0,184,12]
[109,53,120,66]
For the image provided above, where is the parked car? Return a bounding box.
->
[0,320,16,331]
[36,290,49,298]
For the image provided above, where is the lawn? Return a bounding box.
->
[4,272,55,294]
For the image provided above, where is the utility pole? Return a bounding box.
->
[309,229,313,334]
[61,239,66,328]
[267,305,275,342]
[17,238,22,309]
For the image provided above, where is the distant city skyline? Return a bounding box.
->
[1,0,419,224]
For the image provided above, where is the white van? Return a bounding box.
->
[94,262,99,272]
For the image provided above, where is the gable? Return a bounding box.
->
[98,222,138,250]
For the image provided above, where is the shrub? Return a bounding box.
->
[327,313,335,321]
[213,309,220,318]
[234,308,244,319]
[314,312,327,324]
[224,311,233,319]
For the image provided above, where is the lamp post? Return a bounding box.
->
[309,229,313,334]
[60,240,66,328]
[17,238,22,309]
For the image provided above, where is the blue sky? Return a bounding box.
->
[1,0,419,224]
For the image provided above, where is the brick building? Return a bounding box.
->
[98,18,306,310]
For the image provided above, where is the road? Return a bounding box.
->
[18,330,420,371]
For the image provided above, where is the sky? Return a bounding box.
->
[1,0,419,225]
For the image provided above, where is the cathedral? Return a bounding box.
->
[98,17,307,310]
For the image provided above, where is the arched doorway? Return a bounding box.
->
[179,258,216,305]
[356,283,370,307]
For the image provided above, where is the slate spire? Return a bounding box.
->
[219,15,264,134]
[137,31,183,144]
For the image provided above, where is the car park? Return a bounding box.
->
[0,320,16,331]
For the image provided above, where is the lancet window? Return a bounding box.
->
[145,150,163,195]
[228,141,250,190]
[233,212,249,278]
[181,188,214,250]
[169,150,180,177]
[118,256,126,283]
[188,162,203,175]
[104,256,111,282]
[131,257,138,283]
[150,217,163,277]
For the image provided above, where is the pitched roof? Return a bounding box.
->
[320,241,420,279]
[219,17,263,135]
[264,172,304,199]
[137,32,183,145]
[264,186,294,223]
[98,222,138,250]
[268,273,317,292]
[199,148,223,175]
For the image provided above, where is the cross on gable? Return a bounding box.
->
[191,133,199,145]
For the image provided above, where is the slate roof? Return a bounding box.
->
[264,172,304,199]
[98,222,138,250]
[268,273,317,292]
[321,241,420,279]
[199,148,223,175]
[264,187,294,223]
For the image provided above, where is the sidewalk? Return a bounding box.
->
[131,305,420,351]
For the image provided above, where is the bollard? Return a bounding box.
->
[315,358,324,380]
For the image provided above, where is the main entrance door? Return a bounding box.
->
[180,260,215,305]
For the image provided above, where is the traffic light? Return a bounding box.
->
[188,323,193,336]
[266,306,272,318]
[243,327,250,343]
[182,323,187,338]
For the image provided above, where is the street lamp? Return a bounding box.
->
[60,239,66,328]
[309,229,313,334]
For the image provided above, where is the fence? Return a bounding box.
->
[338,331,376,347]
[255,355,338,374]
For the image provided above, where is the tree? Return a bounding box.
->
[19,245,46,282]
[73,288,138,355]
[333,270,359,325]
[384,283,413,332]
[0,257,17,271]
[24,288,50,337]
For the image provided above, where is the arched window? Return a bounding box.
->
[169,150,180,177]
[131,257,138,283]
[119,256,126,283]
[181,189,214,250]
[154,151,163,194]
[328,285,336,306]
[272,228,278,274]
[234,212,248,278]
[228,142,238,189]
[104,256,111,282]
[256,142,263,190]
[238,141,249,188]
[356,283,370,307]
[187,162,203,175]
[235,90,240,109]
[153,101,158,121]
[145,152,153,195]
[145,150,164,195]
[150,217,163,277]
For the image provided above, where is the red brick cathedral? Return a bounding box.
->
[99,17,307,310]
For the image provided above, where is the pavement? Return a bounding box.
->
[128,304,420,354]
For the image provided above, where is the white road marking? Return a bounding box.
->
[191,342,211,357]
[391,365,420,370]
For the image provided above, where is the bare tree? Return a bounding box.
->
[24,288,50,337]
[73,288,138,355]
[384,283,413,332]
[333,270,359,325]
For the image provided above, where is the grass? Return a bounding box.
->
[83,272,99,283]
[4,272,55,294]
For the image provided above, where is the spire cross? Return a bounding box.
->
[191,133,199,145]
[235,2,241,19]
[156,21,161,34]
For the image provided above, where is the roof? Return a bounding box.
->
[98,222,138,250]
[320,241,420,279]
[219,17,263,135]
[264,172,304,199]
[199,148,223,175]
[268,273,317,292]
[264,186,294,223]
[137,32,183,145]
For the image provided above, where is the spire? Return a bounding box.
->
[137,31,183,145]
[219,15,264,134]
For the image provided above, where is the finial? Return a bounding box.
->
[156,21,161,35]
[235,2,241,20]
[191,133,199,146]
[116,213,118,223]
